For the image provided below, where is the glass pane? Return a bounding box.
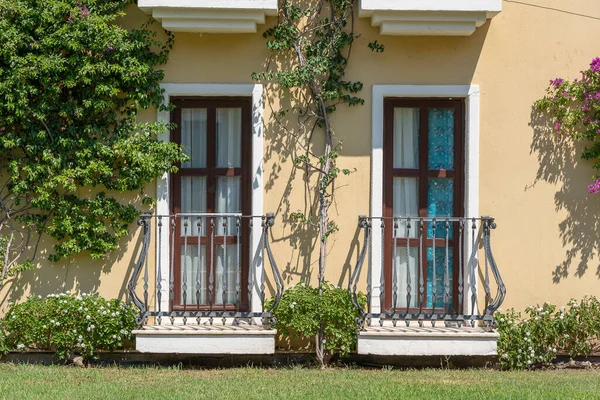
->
[180,244,207,305]
[215,176,241,236]
[393,108,419,169]
[181,109,207,168]
[428,108,454,170]
[216,108,242,168]
[393,247,419,309]
[215,245,238,305]
[426,247,453,309]
[181,177,207,236]
[393,177,418,238]
[427,178,454,238]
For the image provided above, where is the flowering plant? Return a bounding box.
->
[0,292,137,361]
[269,282,365,360]
[496,296,600,369]
[0,0,185,278]
[535,58,600,193]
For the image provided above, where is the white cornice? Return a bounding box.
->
[138,0,277,33]
[359,0,501,36]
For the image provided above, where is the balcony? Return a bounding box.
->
[137,0,278,33]
[128,213,284,354]
[349,216,506,356]
[358,0,502,36]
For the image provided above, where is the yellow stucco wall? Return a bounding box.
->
[3,1,600,315]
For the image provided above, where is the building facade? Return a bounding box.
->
[3,0,600,356]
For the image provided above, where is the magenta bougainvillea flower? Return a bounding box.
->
[536,57,600,194]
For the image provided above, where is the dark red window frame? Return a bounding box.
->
[170,97,252,311]
[383,98,465,313]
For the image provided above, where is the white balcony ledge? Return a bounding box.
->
[359,0,502,36]
[358,326,499,356]
[138,0,278,33]
[134,325,277,354]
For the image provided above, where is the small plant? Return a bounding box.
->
[1,292,137,362]
[496,296,600,369]
[270,282,365,362]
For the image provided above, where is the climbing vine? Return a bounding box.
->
[535,57,600,193]
[252,0,383,366]
[0,0,185,280]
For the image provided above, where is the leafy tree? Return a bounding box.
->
[0,0,184,280]
[252,0,384,366]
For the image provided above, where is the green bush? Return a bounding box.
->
[1,292,137,361]
[497,296,600,369]
[0,0,185,271]
[270,282,365,359]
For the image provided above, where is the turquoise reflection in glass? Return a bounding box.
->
[426,247,453,309]
[427,178,454,238]
[428,108,454,170]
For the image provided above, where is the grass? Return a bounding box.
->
[0,364,599,399]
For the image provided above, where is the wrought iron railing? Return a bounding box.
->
[349,216,506,328]
[128,213,284,326]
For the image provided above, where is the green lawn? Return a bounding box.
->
[0,364,599,399]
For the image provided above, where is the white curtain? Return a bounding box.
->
[214,177,240,304]
[216,108,242,168]
[180,176,206,236]
[393,178,418,238]
[180,245,207,305]
[392,107,419,307]
[394,248,419,309]
[181,109,207,168]
[215,176,241,236]
[393,108,419,169]
[215,245,238,305]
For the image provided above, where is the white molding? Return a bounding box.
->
[358,0,501,36]
[358,329,498,356]
[370,84,480,315]
[139,0,277,9]
[138,1,277,33]
[156,83,264,315]
[136,331,276,354]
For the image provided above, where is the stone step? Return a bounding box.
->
[357,326,499,356]
[134,324,276,354]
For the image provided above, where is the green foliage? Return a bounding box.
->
[252,0,382,244]
[271,282,365,358]
[0,0,185,268]
[1,292,137,361]
[497,296,600,369]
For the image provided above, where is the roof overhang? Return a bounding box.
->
[359,0,502,36]
[138,0,278,33]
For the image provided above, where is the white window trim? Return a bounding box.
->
[155,83,264,315]
[370,84,480,315]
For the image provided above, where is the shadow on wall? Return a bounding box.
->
[261,21,493,287]
[0,198,145,309]
[529,108,600,283]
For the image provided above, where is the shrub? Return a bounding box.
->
[1,292,137,361]
[0,0,185,276]
[270,282,365,359]
[497,296,600,369]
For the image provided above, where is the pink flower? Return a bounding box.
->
[590,57,600,73]
[550,78,564,87]
[588,178,600,194]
